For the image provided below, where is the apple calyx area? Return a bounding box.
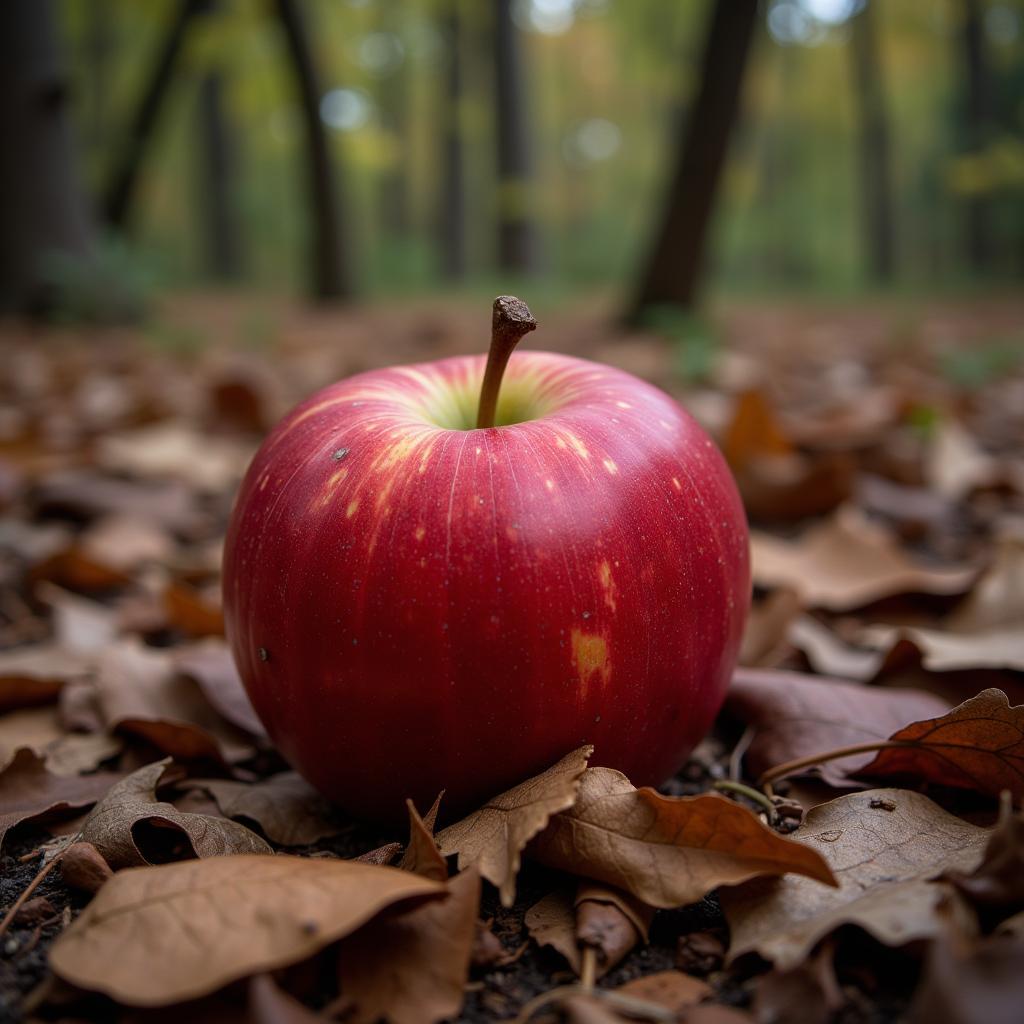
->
[475,295,538,430]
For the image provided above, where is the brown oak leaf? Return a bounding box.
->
[80,758,271,868]
[185,772,346,846]
[337,868,480,1024]
[857,688,1024,799]
[49,854,446,1006]
[722,789,989,969]
[436,745,592,906]
[750,506,977,611]
[527,767,836,908]
[727,668,949,786]
[0,748,119,851]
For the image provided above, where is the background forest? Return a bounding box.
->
[6,0,1024,318]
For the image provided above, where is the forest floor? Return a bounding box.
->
[0,292,1022,1023]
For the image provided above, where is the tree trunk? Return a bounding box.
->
[274,0,352,301]
[494,0,538,274]
[0,0,96,313]
[197,70,242,280]
[103,0,207,229]
[376,10,409,240]
[625,0,758,322]
[960,0,993,273]
[439,3,466,280]
[850,0,896,283]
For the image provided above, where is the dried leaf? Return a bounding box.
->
[49,854,446,1006]
[186,772,346,846]
[0,644,92,712]
[527,767,836,909]
[0,748,119,851]
[726,668,949,786]
[925,420,999,501]
[946,795,1024,921]
[96,639,254,764]
[524,882,651,979]
[398,798,448,881]
[751,506,977,611]
[860,624,1024,673]
[80,758,271,868]
[525,889,581,972]
[614,971,711,1013]
[173,640,267,739]
[723,390,793,469]
[787,615,884,682]
[723,789,989,969]
[739,589,801,667]
[910,931,1024,1024]
[947,535,1024,634]
[436,745,592,907]
[337,868,480,1024]
[163,581,225,638]
[858,688,1024,799]
[751,942,843,1024]
[60,841,114,894]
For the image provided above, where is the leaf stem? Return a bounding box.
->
[579,945,597,993]
[713,779,778,820]
[475,296,537,430]
[758,740,909,787]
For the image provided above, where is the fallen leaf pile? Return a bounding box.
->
[0,296,1022,1021]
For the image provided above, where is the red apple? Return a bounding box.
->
[223,299,749,822]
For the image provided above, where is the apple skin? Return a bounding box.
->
[223,351,749,823]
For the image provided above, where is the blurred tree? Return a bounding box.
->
[439,1,467,280]
[376,5,410,240]
[0,0,96,313]
[273,0,352,300]
[959,0,993,273]
[626,0,758,321]
[197,69,243,280]
[103,0,207,229]
[494,0,539,273]
[850,0,895,283]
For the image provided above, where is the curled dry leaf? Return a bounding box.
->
[526,882,654,978]
[751,941,843,1024]
[722,789,989,970]
[398,798,448,882]
[946,534,1024,634]
[0,643,94,712]
[0,748,119,851]
[95,639,254,764]
[80,759,271,869]
[527,767,836,909]
[49,854,446,1006]
[910,931,1024,1024]
[945,795,1024,921]
[60,841,114,894]
[173,640,267,739]
[163,581,225,638]
[337,868,480,1024]
[436,745,592,907]
[858,688,1024,800]
[726,668,949,786]
[739,589,801,668]
[186,772,346,846]
[751,506,977,611]
[860,623,1024,674]
[787,615,884,682]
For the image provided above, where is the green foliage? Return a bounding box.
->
[941,337,1024,390]
[641,306,719,385]
[39,235,164,324]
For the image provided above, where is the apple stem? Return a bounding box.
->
[475,295,537,430]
